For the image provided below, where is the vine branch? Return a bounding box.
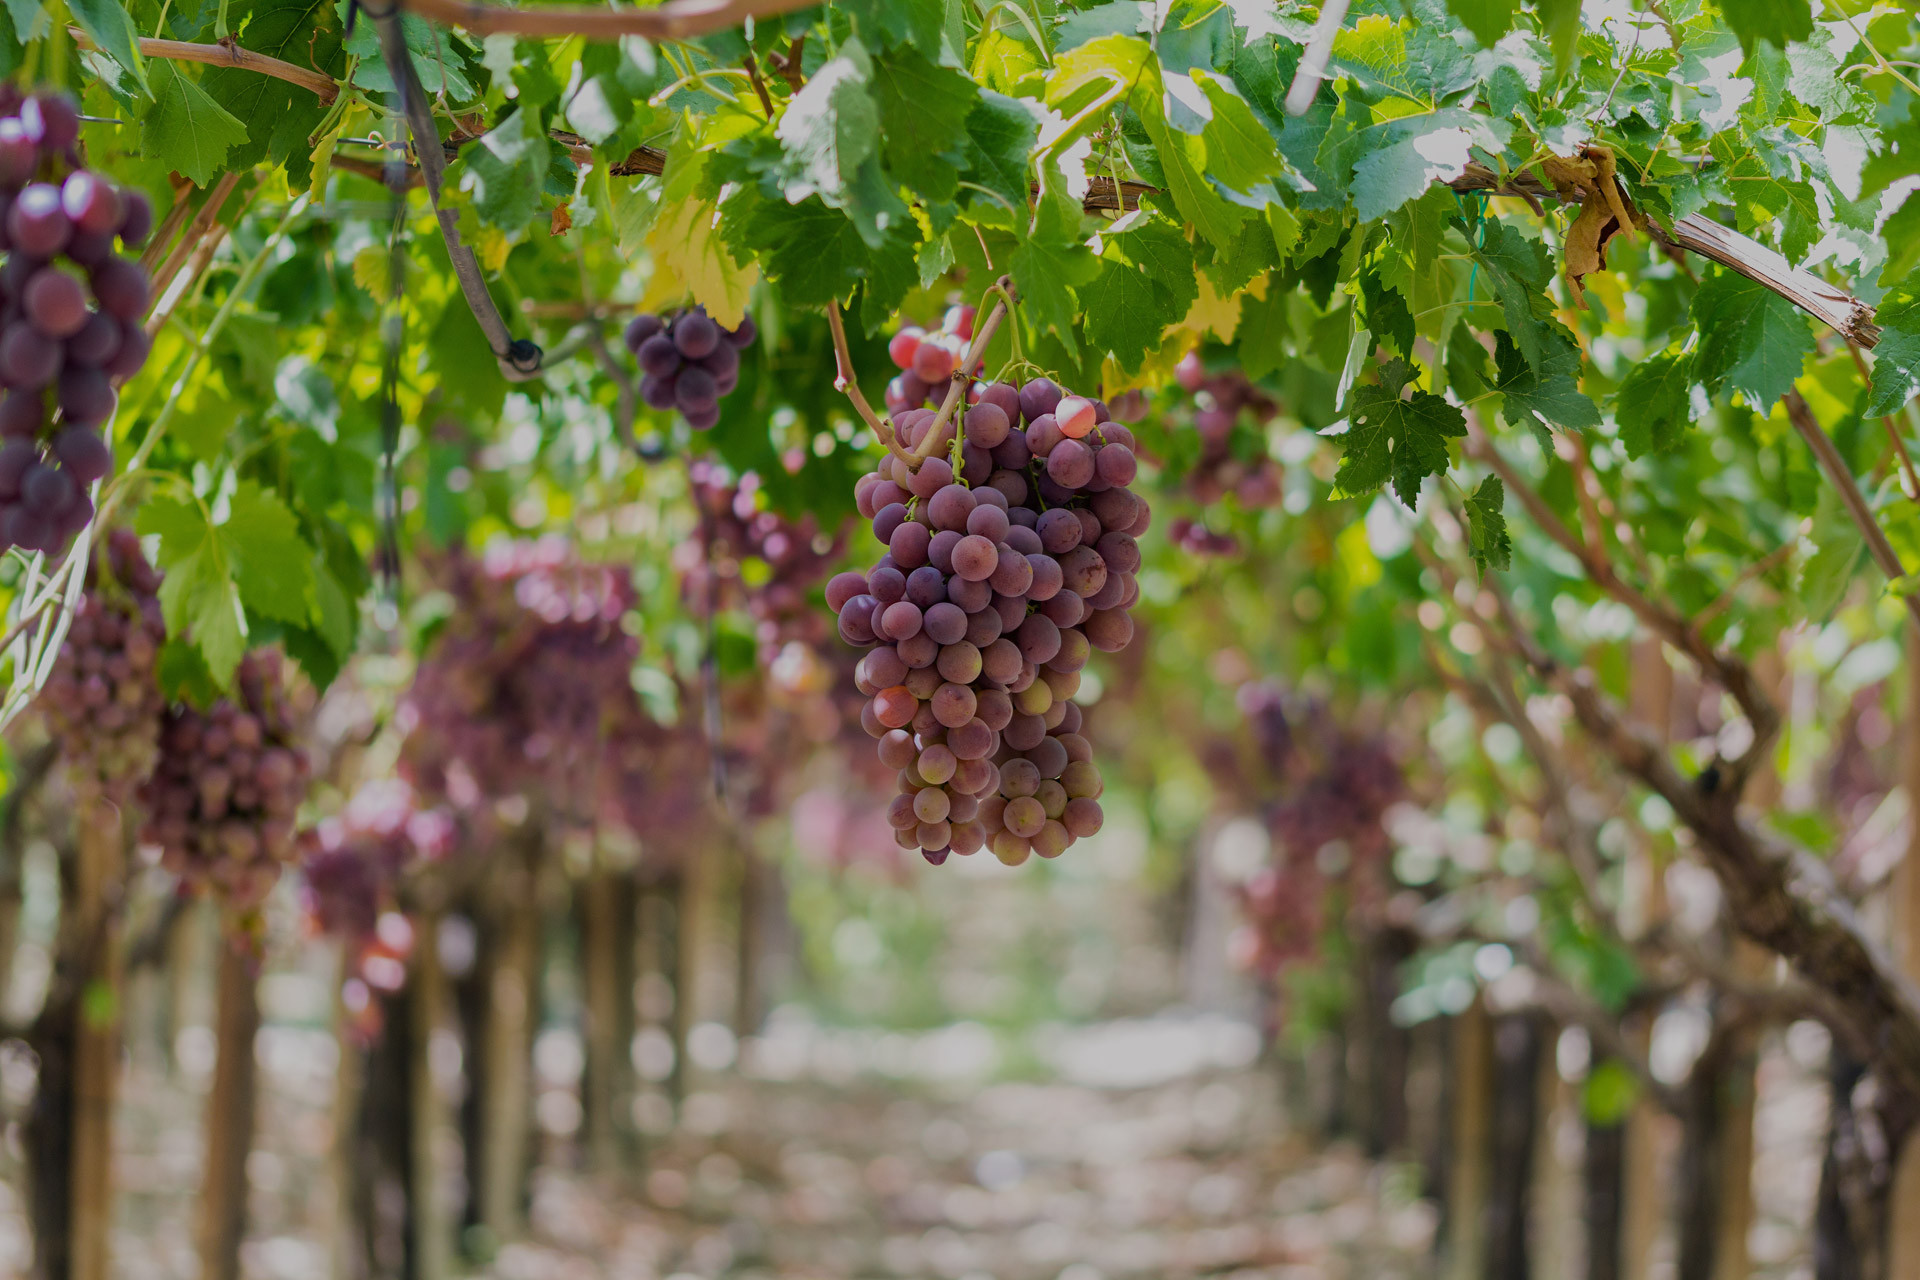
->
[68,26,339,101]
[824,300,913,468]
[370,8,542,381]
[1782,388,1920,633]
[392,0,818,40]
[907,278,1016,466]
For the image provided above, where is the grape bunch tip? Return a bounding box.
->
[0,88,155,558]
[832,324,1148,869]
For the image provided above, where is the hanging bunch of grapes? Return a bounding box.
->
[300,779,455,1041]
[1162,351,1283,555]
[0,89,154,555]
[139,650,313,919]
[680,459,843,663]
[34,527,166,798]
[398,539,643,824]
[1227,685,1404,982]
[624,305,755,430]
[828,368,1147,867]
[882,305,975,416]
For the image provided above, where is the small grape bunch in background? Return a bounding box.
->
[883,304,974,415]
[139,650,314,918]
[0,89,156,556]
[35,526,167,798]
[624,305,756,431]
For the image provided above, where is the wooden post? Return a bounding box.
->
[1531,1027,1585,1280]
[200,939,262,1280]
[1621,636,1675,1280]
[671,848,713,1103]
[410,910,452,1280]
[734,843,764,1040]
[1887,628,1920,1276]
[327,979,365,1280]
[1446,996,1494,1280]
[579,869,624,1175]
[1487,1013,1542,1280]
[69,804,126,1280]
[477,882,538,1242]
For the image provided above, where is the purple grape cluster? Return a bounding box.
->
[624,305,755,430]
[680,459,842,663]
[35,526,165,798]
[300,779,454,944]
[139,650,313,913]
[827,377,1148,867]
[1174,350,1283,508]
[397,540,642,822]
[0,89,155,555]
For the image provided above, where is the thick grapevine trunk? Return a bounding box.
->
[1444,997,1493,1280]
[1584,1114,1627,1280]
[1674,1030,1729,1280]
[578,870,634,1175]
[200,940,262,1280]
[68,805,125,1280]
[1486,1012,1542,1280]
[1886,629,1920,1278]
[409,910,452,1279]
[477,859,540,1242]
[672,851,715,1101]
[734,846,765,1039]
[25,928,77,1280]
[1530,1029,1584,1280]
[1357,925,1413,1157]
[338,986,411,1280]
[1815,1051,1892,1280]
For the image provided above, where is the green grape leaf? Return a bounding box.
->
[140,61,251,186]
[204,0,344,187]
[777,37,880,201]
[1865,274,1920,419]
[136,496,247,686]
[1470,218,1572,377]
[1614,351,1697,459]
[1691,270,1814,408]
[1082,216,1196,370]
[1191,70,1283,195]
[1011,184,1099,354]
[870,42,977,202]
[1465,476,1511,571]
[1335,359,1466,506]
[340,6,476,100]
[1490,329,1599,435]
[68,0,148,92]
[1716,0,1812,55]
[960,90,1039,217]
[224,481,316,626]
[1445,0,1516,48]
[731,193,874,310]
[455,104,548,232]
[1351,111,1508,222]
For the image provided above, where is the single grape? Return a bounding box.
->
[66,311,121,366]
[0,323,61,388]
[22,95,80,151]
[52,425,110,484]
[101,324,150,381]
[0,391,41,438]
[675,365,717,409]
[637,333,681,377]
[673,311,719,359]
[57,365,114,425]
[61,173,123,237]
[0,119,33,187]
[683,402,720,430]
[723,315,756,348]
[118,190,155,248]
[888,326,923,371]
[89,257,149,321]
[624,312,664,352]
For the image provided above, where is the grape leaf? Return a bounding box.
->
[140,61,251,186]
[1469,218,1571,377]
[1614,351,1697,458]
[455,105,548,232]
[1350,109,1511,221]
[225,481,316,626]
[870,42,977,202]
[204,0,344,187]
[1445,0,1516,48]
[776,38,882,217]
[1335,359,1466,506]
[1864,275,1920,419]
[1191,70,1283,195]
[731,194,871,310]
[1691,270,1813,408]
[1716,0,1812,55]
[137,495,247,686]
[1082,217,1196,370]
[1011,184,1099,355]
[68,0,148,92]
[1489,329,1599,435]
[960,91,1039,217]
[340,6,476,99]
[1465,476,1511,571]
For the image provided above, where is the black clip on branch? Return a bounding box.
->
[371,6,544,383]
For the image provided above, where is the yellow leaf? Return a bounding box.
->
[1182,274,1242,342]
[645,193,757,330]
[349,246,391,303]
[474,225,512,274]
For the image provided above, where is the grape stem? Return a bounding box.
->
[147,172,245,322]
[906,276,1017,467]
[824,300,915,468]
